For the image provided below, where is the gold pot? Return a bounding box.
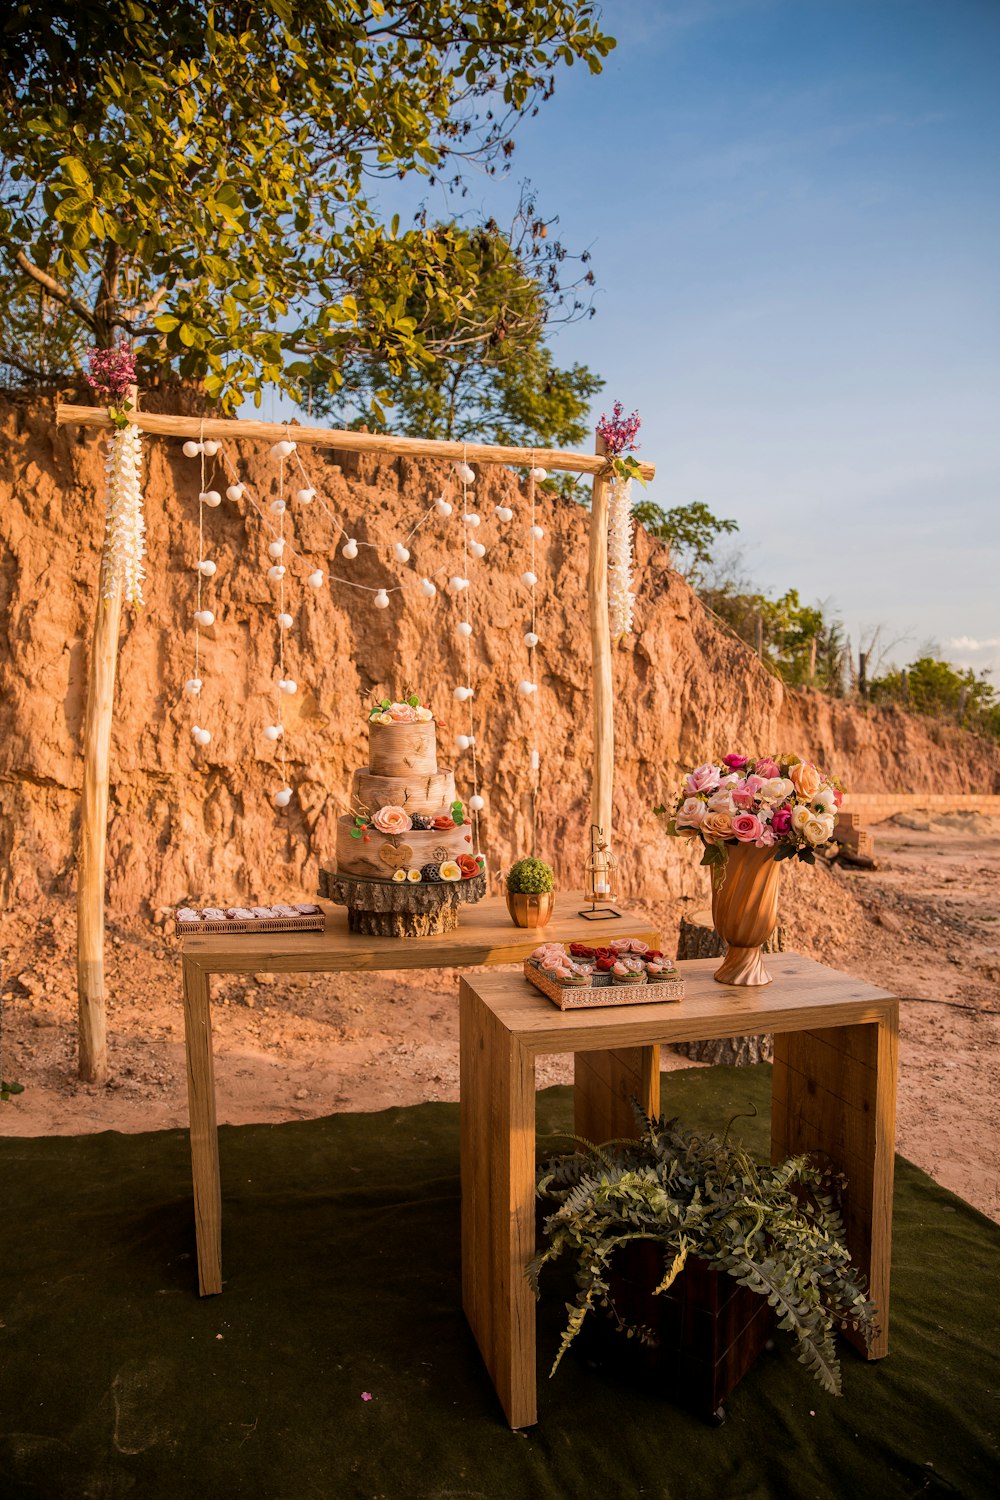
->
[505,890,556,928]
[710,843,780,986]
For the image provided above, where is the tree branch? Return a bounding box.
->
[14,250,98,332]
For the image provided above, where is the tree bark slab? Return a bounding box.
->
[319,865,486,937]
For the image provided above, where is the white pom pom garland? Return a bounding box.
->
[468,793,485,812]
[307,570,324,588]
[420,577,437,598]
[273,786,293,808]
[457,621,473,638]
[373,588,390,609]
[193,609,215,627]
[342,538,359,559]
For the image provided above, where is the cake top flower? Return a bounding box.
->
[368,692,434,724]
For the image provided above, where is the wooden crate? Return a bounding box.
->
[585,1242,773,1420]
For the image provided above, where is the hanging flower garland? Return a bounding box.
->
[596,401,643,642]
[87,344,146,608]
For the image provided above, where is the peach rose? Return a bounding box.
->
[371,805,413,835]
[388,702,417,722]
[701,811,734,842]
[789,761,822,800]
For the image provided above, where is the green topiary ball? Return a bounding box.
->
[506,857,555,895]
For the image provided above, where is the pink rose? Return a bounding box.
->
[388,703,417,722]
[723,753,748,770]
[731,813,763,842]
[685,764,721,795]
[755,828,776,847]
[753,757,780,779]
[371,805,412,835]
[771,806,792,836]
[744,774,765,795]
[675,796,707,830]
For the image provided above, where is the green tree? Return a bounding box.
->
[870,656,998,733]
[0,1,613,408]
[633,499,739,584]
[314,210,604,446]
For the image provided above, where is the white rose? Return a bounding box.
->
[706,788,736,814]
[675,797,706,830]
[804,816,833,846]
[760,776,794,803]
[809,786,837,814]
[790,803,812,835]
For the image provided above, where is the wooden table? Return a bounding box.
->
[459,951,898,1429]
[180,895,659,1296]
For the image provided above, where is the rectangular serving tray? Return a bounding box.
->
[175,914,325,938]
[523,958,684,1011]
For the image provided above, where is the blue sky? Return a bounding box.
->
[277,0,1000,682]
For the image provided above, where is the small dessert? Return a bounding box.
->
[176,908,199,923]
[611,937,650,956]
[202,907,226,920]
[410,814,433,831]
[612,958,647,984]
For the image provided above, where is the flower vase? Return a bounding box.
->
[710,843,781,986]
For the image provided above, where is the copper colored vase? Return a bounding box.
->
[505,890,555,928]
[710,843,780,986]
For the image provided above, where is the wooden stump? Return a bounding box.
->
[319,865,486,937]
[671,909,783,1065]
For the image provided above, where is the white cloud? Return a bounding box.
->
[948,636,1000,653]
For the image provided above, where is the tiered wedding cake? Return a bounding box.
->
[325,696,486,935]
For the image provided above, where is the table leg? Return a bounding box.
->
[771,1006,898,1359]
[182,957,222,1297]
[460,983,537,1428]
[574,1046,661,1143]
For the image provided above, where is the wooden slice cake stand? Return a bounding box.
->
[319,865,488,937]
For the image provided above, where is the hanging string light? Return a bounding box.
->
[188,424,215,750]
[270,437,296,808]
[453,450,484,836]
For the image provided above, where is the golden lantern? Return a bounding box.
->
[582,824,621,919]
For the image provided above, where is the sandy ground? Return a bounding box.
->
[1,815,998,1221]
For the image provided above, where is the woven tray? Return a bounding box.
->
[175,912,325,938]
[524,959,684,1011]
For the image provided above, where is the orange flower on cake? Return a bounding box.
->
[371,806,413,835]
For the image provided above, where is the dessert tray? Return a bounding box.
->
[175,903,325,937]
[524,940,685,1011]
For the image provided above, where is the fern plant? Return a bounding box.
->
[529,1110,878,1395]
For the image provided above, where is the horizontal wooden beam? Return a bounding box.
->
[54,403,656,481]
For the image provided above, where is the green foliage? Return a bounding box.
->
[506,857,555,894]
[870,656,999,738]
[700,583,848,692]
[0,2,613,407]
[634,500,738,584]
[530,1110,878,1394]
[314,210,604,450]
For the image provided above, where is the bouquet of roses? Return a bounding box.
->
[656,753,843,867]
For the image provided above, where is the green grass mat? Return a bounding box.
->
[1,1065,997,1499]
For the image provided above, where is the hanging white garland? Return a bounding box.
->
[596,401,643,642]
[100,424,146,608]
[607,473,635,641]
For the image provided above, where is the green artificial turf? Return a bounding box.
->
[1,1064,998,1499]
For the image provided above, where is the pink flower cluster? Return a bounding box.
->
[662,753,843,858]
[596,399,641,457]
[86,343,137,404]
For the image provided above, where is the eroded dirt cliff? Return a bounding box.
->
[1,394,997,915]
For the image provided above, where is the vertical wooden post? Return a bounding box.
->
[76,387,135,1082]
[588,432,613,843]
